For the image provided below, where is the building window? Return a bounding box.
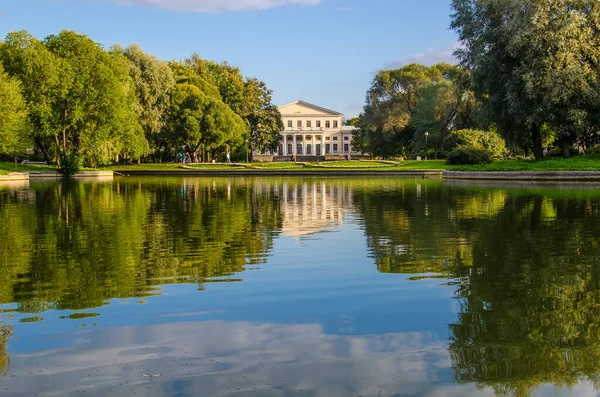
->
[344,136,349,141]
[333,144,338,152]
[325,137,330,141]
[316,120,321,128]
[344,144,349,152]
[287,120,292,128]
[325,121,331,128]
[333,121,338,128]
[297,120,302,128]
[333,137,338,141]
[307,120,312,128]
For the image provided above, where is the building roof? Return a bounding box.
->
[278,100,344,117]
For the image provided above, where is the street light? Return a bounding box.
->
[424,131,429,160]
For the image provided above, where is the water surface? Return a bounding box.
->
[1,176,600,396]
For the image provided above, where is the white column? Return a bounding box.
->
[293,135,297,155]
[312,135,315,156]
[302,135,306,155]
[283,135,287,155]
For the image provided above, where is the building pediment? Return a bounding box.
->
[278,100,343,117]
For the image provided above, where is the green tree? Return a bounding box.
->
[451,0,600,159]
[359,63,456,158]
[0,31,64,165]
[167,83,246,161]
[113,44,175,163]
[243,78,283,158]
[43,30,146,167]
[0,64,30,158]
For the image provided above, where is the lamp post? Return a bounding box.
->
[424,131,429,160]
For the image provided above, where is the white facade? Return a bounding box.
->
[276,101,358,156]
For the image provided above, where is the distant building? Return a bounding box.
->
[276,100,358,157]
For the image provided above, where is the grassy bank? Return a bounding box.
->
[449,155,600,171]
[0,163,59,175]
[108,160,447,172]
[4,156,600,175]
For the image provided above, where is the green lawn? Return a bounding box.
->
[0,162,58,175]
[5,156,600,175]
[107,160,447,172]
[449,155,600,171]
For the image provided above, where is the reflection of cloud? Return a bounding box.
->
[103,0,322,12]
[5,320,496,397]
[386,42,461,69]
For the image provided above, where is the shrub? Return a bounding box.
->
[443,129,506,157]
[548,146,579,158]
[588,145,600,155]
[446,146,492,165]
[60,149,82,175]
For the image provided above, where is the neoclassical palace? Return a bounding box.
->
[275,101,358,157]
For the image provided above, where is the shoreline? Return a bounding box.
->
[5,168,600,182]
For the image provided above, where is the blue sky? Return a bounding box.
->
[0,0,458,117]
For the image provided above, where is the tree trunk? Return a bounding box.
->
[560,139,570,159]
[531,125,544,161]
[54,135,62,168]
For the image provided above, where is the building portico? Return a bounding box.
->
[276,101,358,157]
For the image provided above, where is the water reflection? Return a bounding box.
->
[2,177,600,396]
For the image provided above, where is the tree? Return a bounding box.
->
[43,30,146,167]
[113,44,175,162]
[243,78,283,158]
[167,83,246,162]
[359,63,457,158]
[0,31,64,165]
[451,0,600,160]
[0,64,30,158]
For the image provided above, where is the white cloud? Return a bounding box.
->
[103,0,322,12]
[386,42,461,69]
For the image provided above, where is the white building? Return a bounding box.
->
[276,100,358,157]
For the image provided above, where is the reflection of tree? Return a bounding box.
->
[352,181,600,396]
[351,179,489,276]
[448,194,600,396]
[0,321,12,378]
[0,178,282,312]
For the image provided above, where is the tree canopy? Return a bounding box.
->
[0,30,283,166]
[450,0,600,159]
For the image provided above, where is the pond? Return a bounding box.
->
[1,176,600,397]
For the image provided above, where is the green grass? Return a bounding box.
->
[0,162,58,175]
[107,160,447,172]
[6,156,600,175]
[448,155,600,171]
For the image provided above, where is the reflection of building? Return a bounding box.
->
[276,101,359,157]
[280,182,351,237]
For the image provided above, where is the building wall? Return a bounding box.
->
[276,101,358,156]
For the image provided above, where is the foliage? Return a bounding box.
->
[59,149,82,175]
[446,147,492,165]
[443,129,507,157]
[450,0,600,159]
[0,30,281,166]
[113,44,175,161]
[359,63,482,158]
[0,64,30,157]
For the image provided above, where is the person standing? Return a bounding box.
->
[226,152,231,163]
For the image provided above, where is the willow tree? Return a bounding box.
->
[359,63,457,158]
[114,44,175,162]
[451,0,600,159]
